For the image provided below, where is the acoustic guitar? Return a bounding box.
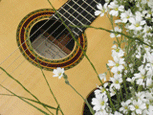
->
[0,0,114,114]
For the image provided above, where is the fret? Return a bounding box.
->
[65,0,96,23]
[83,1,96,11]
[56,10,83,32]
[93,0,99,4]
[61,7,85,26]
[71,0,95,18]
[58,9,84,33]
[83,1,96,21]
[86,1,97,19]
[53,0,104,37]
[65,2,91,23]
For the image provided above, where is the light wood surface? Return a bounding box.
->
[0,0,114,115]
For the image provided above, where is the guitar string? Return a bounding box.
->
[59,0,98,48]
[26,0,97,58]
[0,0,100,112]
[0,0,98,91]
[0,1,101,112]
[0,20,62,75]
[0,0,98,108]
[71,0,95,18]
[0,2,98,99]
[0,0,74,91]
[83,0,97,10]
[0,0,97,76]
[0,0,71,66]
[31,0,97,57]
[0,0,96,81]
[0,0,81,75]
[0,0,98,66]
[0,0,97,86]
[0,0,95,73]
[0,1,78,90]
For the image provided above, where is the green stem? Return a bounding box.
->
[106,64,112,77]
[119,88,123,101]
[68,83,95,115]
[47,0,102,85]
[108,15,121,47]
[56,105,59,115]
[71,25,153,49]
[116,90,121,108]
[0,84,50,115]
[123,76,128,96]
[0,67,53,114]
[40,68,64,115]
[0,67,37,100]
[106,90,116,112]
[25,25,62,114]
[0,93,57,110]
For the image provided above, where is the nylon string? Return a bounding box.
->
[0,0,98,87]
[0,2,98,108]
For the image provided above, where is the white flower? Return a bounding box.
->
[94,110,104,115]
[135,46,142,59]
[108,1,124,16]
[133,65,146,86]
[135,92,146,102]
[94,83,108,96]
[108,56,125,74]
[53,67,64,79]
[119,100,131,114]
[148,0,153,8]
[91,94,108,111]
[110,74,123,90]
[143,25,153,37]
[149,105,153,115]
[146,52,153,64]
[128,11,146,31]
[146,77,152,87]
[110,26,122,38]
[111,45,124,58]
[94,109,110,115]
[129,100,146,114]
[145,90,153,101]
[126,77,136,83]
[99,73,107,81]
[143,9,153,19]
[120,9,133,23]
[145,63,153,76]
[109,84,116,97]
[94,3,108,17]
[114,111,123,115]
[141,0,149,4]
[142,98,152,114]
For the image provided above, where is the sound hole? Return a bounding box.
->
[30,19,75,59]
[83,90,94,115]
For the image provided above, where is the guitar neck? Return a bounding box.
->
[54,0,105,37]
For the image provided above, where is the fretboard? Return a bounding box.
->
[54,0,105,38]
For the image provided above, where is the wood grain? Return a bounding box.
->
[0,0,114,114]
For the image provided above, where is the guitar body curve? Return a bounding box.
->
[0,0,114,115]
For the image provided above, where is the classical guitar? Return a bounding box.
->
[0,0,114,114]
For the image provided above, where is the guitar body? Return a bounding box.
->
[0,0,114,115]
